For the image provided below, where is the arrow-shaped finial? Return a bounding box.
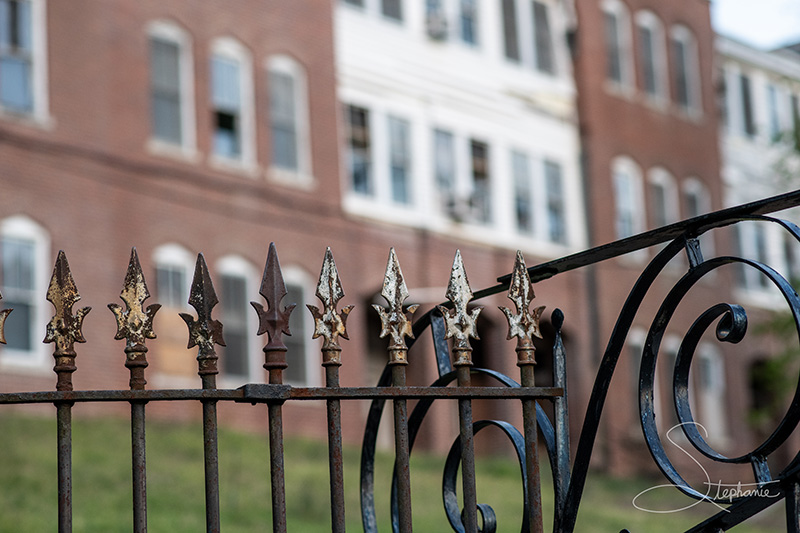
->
[372,248,418,363]
[43,251,91,391]
[252,243,295,375]
[308,247,353,365]
[437,250,482,366]
[180,253,225,377]
[109,248,161,351]
[500,251,544,365]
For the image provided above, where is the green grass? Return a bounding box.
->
[0,412,783,531]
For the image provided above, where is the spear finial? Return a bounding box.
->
[251,243,295,377]
[180,253,225,378]
[372,248,418,364]
[43,251,91,391]
[109,248,160,390]
[436,250,482,367]
[500,251,545,366]
[308,247,353,366]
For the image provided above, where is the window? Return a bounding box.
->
[382,0,402,21]
[612,157,644,239]
[670,26,700,114]
[267,56,311,177]
[154,244,193,309]
[544,160,566,243]
[147,21,195,153]
[697,346,728,441]
[459,0,478,45]
[217,257,256,382]
[792,94,800,150]
[434,129,456,204]
[0,216,48,365]
[512,151,533,234]
[532,1,554,74]
[683,178,713,255]
[602,0,632,90]
[345,104,372,195]
[470,140,490,224]
[647,168,678,229]
[501,0,520,62]
[739,73,756,138]
[283,281,308,384]
[635,12,666,102]
[210,39,254,166]
[0,0,45,119]
[767,84,781,141]
[388,116,411,204]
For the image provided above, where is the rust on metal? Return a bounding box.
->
[0,291,11,345]
[43,251,91,392]
[500,250,545,366]
[109,248,160,390]
[308,247,353,366]
[252,242,295,379]
[180,253,225,378]
[372,248,418,365]
[436,250,482,367]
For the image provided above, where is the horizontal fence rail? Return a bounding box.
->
[1,190,800,532]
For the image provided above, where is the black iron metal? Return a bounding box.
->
[180,253,224,533]
[3,191,800,531]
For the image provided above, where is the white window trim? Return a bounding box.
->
[0,215,50,370]
[216,255,259,386]
[152,243,194,310]
[670,24,702,119]
[282,265,320,387]
[209,37,257,175]
[646,167,679,228]
[266,54,313,188]
[145,20,198,162]
[601,0,635,97]
[634,10,668,108]
[0,0,50,126]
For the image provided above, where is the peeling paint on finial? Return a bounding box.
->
[372,248,418,364]
[437,250,482,367]
[308,247,353,366]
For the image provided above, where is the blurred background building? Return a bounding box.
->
[0,0,798,472]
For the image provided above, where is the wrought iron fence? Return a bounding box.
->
[2,190,800,532]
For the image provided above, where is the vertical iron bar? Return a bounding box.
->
[456,365,478,533]
[268,399,288,533]
[131,400,147,533]
[787,480,800,533]
[520,366,543,533]
[56,402,72,533]
[201,375,221,533]
[551,309,570,522]
[392,365,413,533]
[326,365,346,533]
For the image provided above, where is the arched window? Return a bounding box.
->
[0,215,49,366]
[153,243,193,309]
[146,20,196,156]
[267,55,312,181]
[210,37,255,170]
[612,156,645,239]
[646,167,678,229]
[670,24,701,116]
[216,255,258,383]
[634,10,667,104]
[601,0,634,93]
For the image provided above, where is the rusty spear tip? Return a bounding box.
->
[43,250,91,347]
[180,253,225,351]
[500,251,544,345]
[308,247,353,355]
[251,242,295,346]
[437,250,482,361]
[109,247,160,346]
[373,248,418,354]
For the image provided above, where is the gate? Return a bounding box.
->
[2,190,800,532]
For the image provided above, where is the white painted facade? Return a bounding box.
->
[335,0,586,257]
[717,35,800,307]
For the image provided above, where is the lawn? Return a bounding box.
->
[0,411,783,532]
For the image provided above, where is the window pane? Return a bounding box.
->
[460,0,478,45]
[3,299,30,350]
[614,171,636,238]
[470,140,490,223]
[512,151,533,234]
[0,55,31,111]
[150,38,182,144]
[156,265,186,308]
[649,182,667,228]
[382,0,402,21]
[270,70,299,170]
[638,25,656,96]
[346,104,372,195]
[533,1,554,74]
[1,237,35,352]
[672,38,690,109]
[767,84,780,140]
[389,116,411,204]
[283,284,307,384]
[544,160,565,243]
[502,0,520,61]
[434,129,455,197]
[739,73,755,137]
[212,55,242,158]
[604,12,622,83]
[221,274,249,378]
[2,238,33,290]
